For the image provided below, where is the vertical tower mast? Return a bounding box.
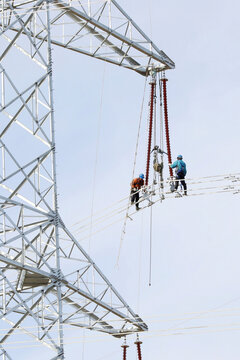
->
[0,0,174,358]
[46,0,64,355]
[0,0,64,357]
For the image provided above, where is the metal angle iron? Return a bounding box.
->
[0,0,174,358]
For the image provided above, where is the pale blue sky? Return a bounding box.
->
[2,0,240,358]
[52,0,240,359]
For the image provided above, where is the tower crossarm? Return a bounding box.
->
[0,252,147,336]
[2,0,175,75]
[51,0,175,75]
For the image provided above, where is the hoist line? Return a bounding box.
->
[161,75,173,177]
[147,72,159,288]
[1,306,240,338]
[88,63,106,249]
[149,201,153,286]
[1,292,239,337]
[2,299,240,346]
[116,77,147,267]
[3,324,240,351]
[2,306,240,339]
[137,211,144,313]
[131,76,148,179]
[82,63,106,360]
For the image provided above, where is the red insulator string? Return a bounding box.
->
[135,335,143,360]
[145,77,156,186]
[161,77,173,177]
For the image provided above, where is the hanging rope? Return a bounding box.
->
[137,211,144,312]
[145,73,156,186]
[135,334,143,360]
[132,76,148,180]
[149,200,153,286]
[116,77,147,266]
[161,72,173,178]
[89,63,106,253]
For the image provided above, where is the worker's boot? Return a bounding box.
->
[184,190,187,196]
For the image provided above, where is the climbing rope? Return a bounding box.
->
[132,76,148,181]
[137,211,144,312]
[149,201,153,287]
[116,77,147,266]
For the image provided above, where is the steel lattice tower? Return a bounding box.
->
[0,0,174,358]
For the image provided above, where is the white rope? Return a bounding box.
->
[82,62,106,360]
[116,76,148,266]
[1,304,240,345]
[149,202,153,286]
[88,62,106,253]
[137,211,144,313]
[0,305,239,334]
[3,321,240,350]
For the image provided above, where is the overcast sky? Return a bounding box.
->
[3,0,240,358]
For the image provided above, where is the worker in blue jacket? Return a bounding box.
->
[170,155,187,195]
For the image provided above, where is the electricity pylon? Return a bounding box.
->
[0,0,174,358]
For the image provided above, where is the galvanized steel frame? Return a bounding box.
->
[0,0,173,358]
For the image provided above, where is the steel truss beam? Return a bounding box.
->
[1,0,175,76]
[0,0,166,358]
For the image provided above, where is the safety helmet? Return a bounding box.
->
[139,173,144,179]
[177,155,183,160]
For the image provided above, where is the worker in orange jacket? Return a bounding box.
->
[131,173,144,211]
